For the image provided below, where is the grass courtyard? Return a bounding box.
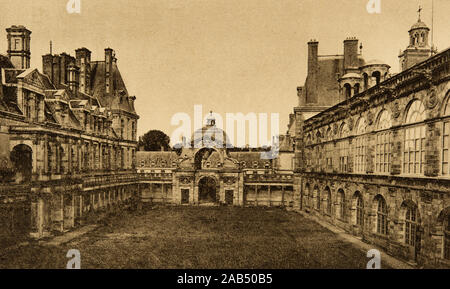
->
[0,206,388,269]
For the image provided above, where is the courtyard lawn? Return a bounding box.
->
[0,206,391,269]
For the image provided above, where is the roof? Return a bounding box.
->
[0,54,14,68]
[410,20,429,31]
[137,151,178,168]
[341,72,362,79]
[90,61,136,114]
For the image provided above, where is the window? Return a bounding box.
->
[304,184,310,208]
[344,83,352,99]
[338,190,345,220]
[442,98,450,175]
[372,71,381,85]
[47,143,52,173]
[445,213,450,260]
[403,100,426,175]
[405,206,418,246]
[339,123,349,172]
[376,110,392,173]
[314,186,320,211]
[354,118,367,173]
[376,196,388,235]
[325,187,332,215]
[355,192,364,226]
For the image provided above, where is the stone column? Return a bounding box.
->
[424,121,440,177]
[390,128,402,175]
[63,193,74,230]
[50,194,64,232]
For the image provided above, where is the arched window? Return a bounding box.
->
[376,196,388,235]
[325,187,332,215]
[314,186,320,211]
[404,100,426,174]
[372,71,381,85]
[354,118,367,173]
[47,142,52,173]
[444,210,450,260]
[355,192,364,227]
[405,205,418,246]
[304,184,310,208]
[354,83,360,95]
[363,73,369,90]
[442,97,450,175]
[376,110,392,173]
[344,83,352,99]
[337,189,346,220]
[339,123,349,172]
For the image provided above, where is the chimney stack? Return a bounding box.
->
[76,47,92,95]
[6,25,31,69]
[105,48,114,94]
[343,37,359,72]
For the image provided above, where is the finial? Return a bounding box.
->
[417,5,422,21]
[359,43,363,55]
[50,41,52,55]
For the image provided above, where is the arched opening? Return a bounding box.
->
[374,195,388,235]
[354,191,364,227]
[194,147,217,170]
[400,200,421,261]
[354,83,360,95]
[343,83,352,99]
[436,207,450,260]
[198,176,218,204]
[337,189,346,221]
[10,144,32,183]
[372,71,381,85]
[363,73,369,90]
[324,186,332,215]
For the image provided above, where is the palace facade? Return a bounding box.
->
[0,26,139,244]
[137,116,295,207]
[290,17,450,267]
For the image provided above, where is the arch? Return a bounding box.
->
[372,71,381,85]
[10,144,32,183]
[354,83,360,95]
[304,183,311,208]
[405,99,426,124]
[194,147,221,170]
[363,73,369,90]
[337,189,346,220]
[374,195,388,235]
[343,83,352,99]
[376,109,392,130]
[324,186,332,215]
[442,91,450,117]
[326,127,332,141]
[355,117,367,134]
[437,207,450,260]
[198,176,218,203]
[313,185,320,211]
[352,191,364,227]
[340,122,349,138]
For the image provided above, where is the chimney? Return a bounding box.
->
[68,63,79,94]
[306,40,319,104]
[105,48,114,95]
[6,25,31,69]
[76,47,91,95]
[343,37,359,71]
[42,54,55,83]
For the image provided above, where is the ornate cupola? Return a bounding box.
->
[399,9,432,71]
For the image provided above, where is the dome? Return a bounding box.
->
[191,119,231,149]
[340,72,361,79]
[410,20,429,31]
[365,59,387,65]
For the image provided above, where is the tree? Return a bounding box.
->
[139,130,170,151]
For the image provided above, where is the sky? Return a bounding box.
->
[0,0,449,145]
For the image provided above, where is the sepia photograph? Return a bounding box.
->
[0,0,449,279]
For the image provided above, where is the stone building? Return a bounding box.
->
[292,17,450,267]
[138,116,295,207]
[0,26,139,243]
